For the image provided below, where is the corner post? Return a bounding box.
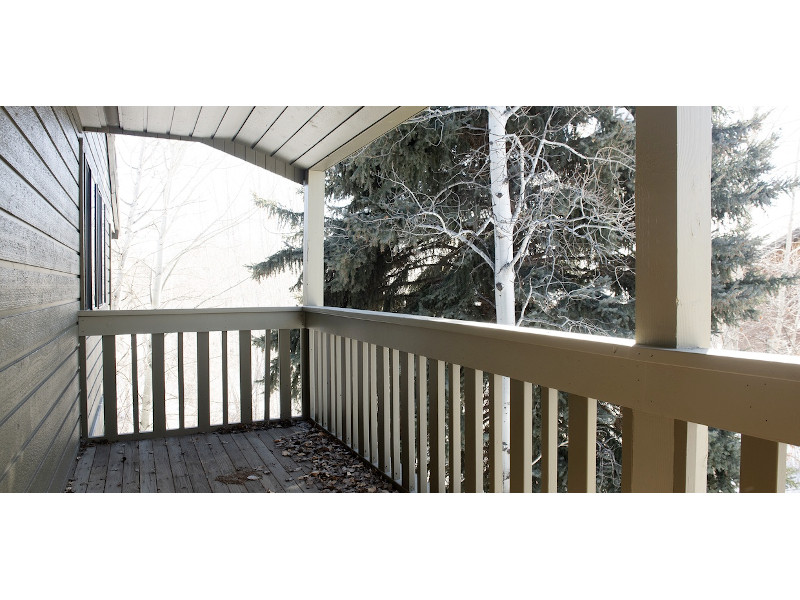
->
[302,169,324,421]
[625,106,712,493]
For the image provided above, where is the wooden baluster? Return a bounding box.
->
[358,342,370,459]
[279,329,291,422]
[377,346,390,475]
[79,337,89,439]
[510,379,532,493]
[344,337,352,446]
[152,333,166,435]
[369,344,379,465]
[567,394,597,493]
[221,331,228,425]
[448,363,461,493]
[429,360,446,492]
[101,335,118,441]
[741,435,787,493]
[131,334,139,436]
[391,348,401,482]
[540,386,558,493]
[309,330,317,422]
[333,335,341,437]
[197,332,210,432]
[336,336,345,439]
[464,367,483,493]
[327,333,334,431]
[488,373,503,493]
[323,332,330,430]
[399,351,416,491]
[264,330,272,421]
[177,332,185,430]
[416,355,428,493]
[239,329,252,424]
[301,328,311,420]
[352,339,361,453]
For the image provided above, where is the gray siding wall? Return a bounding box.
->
[0,106,112,492]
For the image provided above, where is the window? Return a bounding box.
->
[82,157,108,309]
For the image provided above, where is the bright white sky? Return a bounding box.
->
[737,105,800,242]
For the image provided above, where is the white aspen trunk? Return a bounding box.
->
[488,106,515,492]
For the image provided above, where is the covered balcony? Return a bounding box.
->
[13,105,800,494]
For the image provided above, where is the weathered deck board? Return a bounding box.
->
[177,436,212,493]
[71,446,95,492]
[226,432,283,492]
[68,425,384,493]
[86,444,110,493]
[217,432,270,493]
[257,428,322,492]
[165,437,192,492]
[152,439,175,492]
[138,439,157,493]
[243,430,305,493]
[121,441,140,493]
[191,434,232,493]
[104,444,124,492]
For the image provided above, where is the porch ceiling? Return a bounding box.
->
[77,106,425,184]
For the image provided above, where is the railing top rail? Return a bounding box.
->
[78,306,303,335]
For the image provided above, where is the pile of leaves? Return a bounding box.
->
[274,423,397,493]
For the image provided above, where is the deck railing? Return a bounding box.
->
[78,306,800,492]
[77,308,306,441]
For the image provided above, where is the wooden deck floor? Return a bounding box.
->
[67,425,325,493]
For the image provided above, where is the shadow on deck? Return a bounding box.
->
[66,422,398,493]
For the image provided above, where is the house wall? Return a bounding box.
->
[0,106,112,492]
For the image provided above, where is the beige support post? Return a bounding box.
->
[429,360,446,492]
[448,364,462,492]
[488,374,503,493]
[567,394,596,493]
[416,355,428,493]
[464,367,483,493]
[510,379,532,493]
[628,106,712,493]
[540,386,558,493]
[303,169,324,307]
[741,435,787,493]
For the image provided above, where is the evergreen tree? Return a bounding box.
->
[249,106,796,492]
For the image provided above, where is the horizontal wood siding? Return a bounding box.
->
[0,106,109,492]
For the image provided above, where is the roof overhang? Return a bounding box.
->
[76,106,426,185]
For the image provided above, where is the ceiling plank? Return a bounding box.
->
[170,106,202,137]
[191,106,227,138]
[118,107,147,132]
[276,106,361,164]
[233,106,284,147]
[146,106,174,134]
[214,106,254,139]
[253,106,321,155]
